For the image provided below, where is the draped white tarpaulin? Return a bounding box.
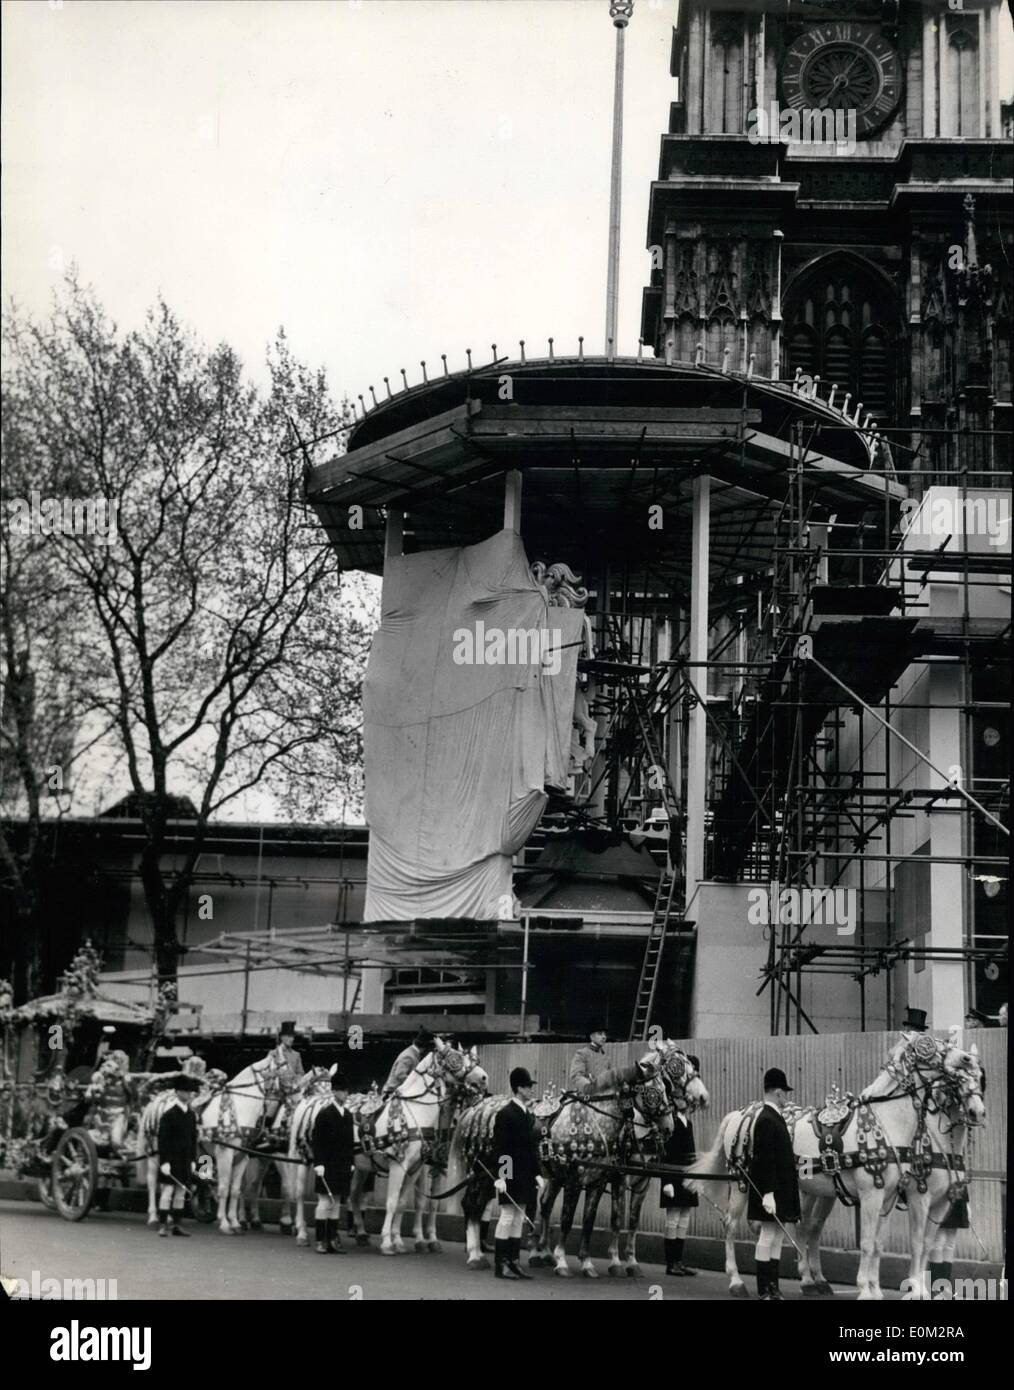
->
[363,529,583,922]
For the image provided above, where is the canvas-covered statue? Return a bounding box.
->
[363,529,586,921]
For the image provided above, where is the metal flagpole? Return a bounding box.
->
[604,1,633,357]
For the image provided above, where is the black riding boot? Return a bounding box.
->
[664,1238,678,1274]
[508,1237,532,1279]
[768,1260,784,1299]
[494,1238,520,1279]
[930,1262,953,1299]
[314,1219,329,1254]
[756,1262,770,1300]
[327,1220,346,1254]
[170,1215,190,1237]
[672,1237,696,1276]
[158,1211,170,1238]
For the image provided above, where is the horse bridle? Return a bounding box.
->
[877,1038,984,1126]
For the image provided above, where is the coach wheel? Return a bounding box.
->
[51,1127,98,1222]
[37,1175,57,1210]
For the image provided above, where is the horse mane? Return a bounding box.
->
[590,1062,637,1094]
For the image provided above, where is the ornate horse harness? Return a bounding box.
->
[727,1036,980,1210]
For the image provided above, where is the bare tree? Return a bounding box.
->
[2,276,372,983]
[0,399,100,999]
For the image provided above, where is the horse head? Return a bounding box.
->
[623,1049,671,1135]
[631,1070,675,1136]
[300,1066,333,1098]
[939,1038,986,1128]
[884,1031,986,1128]
[654,1041,710,1114]
[430,1040,487,1101]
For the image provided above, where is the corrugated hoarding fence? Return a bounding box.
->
[476,1031,1006,1264]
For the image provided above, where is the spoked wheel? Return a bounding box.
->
[51,1128,98,1221]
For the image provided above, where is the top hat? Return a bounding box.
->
[330,1070,349,1091]
[763,1067,793,1093]
[173,1074,199,1092]
[903,1007,928,1032]
[278,1021,297,1036]
[588,1024,608,1036]
[413,1028,435,1048]
[509,1066,534,1091]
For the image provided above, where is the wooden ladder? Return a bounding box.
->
[629,869,681,1041]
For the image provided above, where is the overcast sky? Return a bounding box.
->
[5,1,1013,405]
[2,0,683,400]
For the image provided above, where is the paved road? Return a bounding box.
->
[0,1200,884,1302]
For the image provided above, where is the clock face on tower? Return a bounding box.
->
[781,23,903,137]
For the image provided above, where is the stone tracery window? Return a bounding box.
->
[784,257,897,420]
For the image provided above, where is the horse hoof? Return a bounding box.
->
[427,1241,442,1254]
[554,1266,572,1279]
[466,1256,488,1270]
[147,1216,158,1227]
[582,1266,600,1280]
[237,1221,249,1231]
[296,1235,308,1247]
[802,1285,822,1297]
[730,1284,750,1299]
[355,1234,371,1247]
[607,1265,623,1278]
[817,1282,835,1297]
[249,1221,263,1232]
[414,1240,428,1253]
[380,1245,397,1257]
[219,1227,235,1236]
[625,1264,643,1279]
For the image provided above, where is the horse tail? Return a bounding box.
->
[684,1110,734,1205]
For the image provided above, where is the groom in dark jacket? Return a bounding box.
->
[491,1066,544,1280]
[157,1075,199,1237]
[748,1067,800,1300]
[311,1069,355,1253]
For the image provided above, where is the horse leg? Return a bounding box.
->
[577,1180,607,1278]
[602,1178,623,1277]
[727,1189,749,1297]
[392,1159,419,1254]
[282,1159,303,1241]
[215,1149,234,1234]
[623,1180,649,1278]
[240,1158,260,1230]
[529,1170,559,1267]
[904,1190,932,1301]
[802,1194,837,1296]
[381,1160,408,1254]
[855,1190,883,1300]
[553,1171,581,1277]
[297,1164,314,1245]
[347,1162,368,1246]
[146,1157,159,1226]
[462,1179,487,1269]
[412,1168,429,1252]
[228,1154,249,1232]
[424,1168,442,1252]
[277,1157,294,1234]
